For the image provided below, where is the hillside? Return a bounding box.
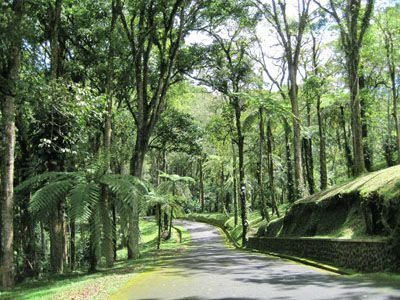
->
[258,165,400,239]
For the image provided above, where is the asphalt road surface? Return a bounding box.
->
[111,220,400,300]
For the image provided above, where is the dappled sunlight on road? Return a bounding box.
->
[111,220,400,300]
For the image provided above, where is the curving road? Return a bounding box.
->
[111,220,400,300]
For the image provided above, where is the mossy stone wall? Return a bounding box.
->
[247,237,397,272]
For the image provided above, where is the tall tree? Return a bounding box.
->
[0,0,24,288]
[254,0,312,198]
[376,6,400,164]
[119,0,203,258]
[189,21,255,245]
[315,0,374,176]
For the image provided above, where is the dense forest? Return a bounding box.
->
[1,0,399,290]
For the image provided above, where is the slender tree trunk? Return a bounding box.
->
[389,67,400,164]
[303,138,315,194]
[317,96,327,190]
[48,0,66,275]
[112,205,117,261]
[88,214,98,273]
[50,0,62,78]
[359,76,372,171]
[233,101,248,246]
[100,0,119,268]
[384,95,394,167]
[288,64,306,199]
[339,105,354,176]
[231,142,238,227]
[40,222,46,259]
[0,0,23,288]
[168,210,173,240]
[16,116,36,277]
[304,95,315,194]
[69,218,76,271]
[348,55,366,176]
[258,107,269,221]
[1,95,17,287]
[283,118,295,203]
[266,117,279,217]
[157,204,162,250]
[198,159,205,212]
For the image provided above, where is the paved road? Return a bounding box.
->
[112,220,400,300]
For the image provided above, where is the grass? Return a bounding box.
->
[0,219,190,300]
[348,272,400,287]
[298,165,400,205]
[186,204,289,247]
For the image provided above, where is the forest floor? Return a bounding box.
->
[0,220,190,300]
[111,219,400,300]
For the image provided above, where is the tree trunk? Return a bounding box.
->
[339,105,354,177]
[50,0,62,78]
[348,55,366,176]
[266,117,279,217]
[88,214,98,273]
[49,202,65,274]
[157,204,162,250]
[1,95,17,287]
[233,101,248,246]
[317,96,328,190]
[304,94,315,194]
[258,107,269,221]
[127,134,149,259]
[303,138,315,194]
[198,159,205,212]
[231,142,238,227]
[359,76,372,171]
[69,218,76,271]
[283,118,295,203]
[0,0,23,288]
[288,64,306,199]
[99,0,119,268]
[389,65,400,164]
[40,222,46,259]
[16,115,36,277]
[112,205,117,261]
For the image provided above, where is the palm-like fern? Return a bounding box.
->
[148,172,194,248]
[17,168,148,271]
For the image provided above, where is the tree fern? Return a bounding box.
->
[17,168,148,272]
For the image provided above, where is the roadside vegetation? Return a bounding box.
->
[0,220,190,300]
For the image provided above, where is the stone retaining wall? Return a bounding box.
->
[247,237,398,272]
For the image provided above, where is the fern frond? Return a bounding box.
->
[16,172,77,193]
[69,182,97,223]
[29,180,73,218]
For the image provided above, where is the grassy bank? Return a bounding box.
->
[0,220,190,300]
[185,205,288,247]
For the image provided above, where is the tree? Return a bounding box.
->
[376,5,400,164]
[118,0,205,259]
[189,15,256,245]
[315,0,374,176]
[254,0,312,198]
[0,0,24,288]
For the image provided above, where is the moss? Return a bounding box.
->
[261,166,400,240]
